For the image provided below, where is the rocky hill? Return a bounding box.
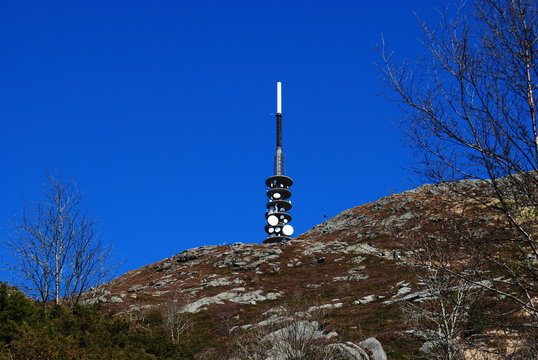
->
[81,180,506,359]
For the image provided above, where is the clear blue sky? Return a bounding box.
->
[0,0,439,276]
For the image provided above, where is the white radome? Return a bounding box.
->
[282,224,294,236]
[267,215,279,226]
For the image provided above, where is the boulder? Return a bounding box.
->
[328,342,369,359]
[359,337,387,360]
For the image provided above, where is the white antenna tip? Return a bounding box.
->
[276,82,282,114]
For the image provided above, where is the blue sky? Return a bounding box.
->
[0,0,439,275]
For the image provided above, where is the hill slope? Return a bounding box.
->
[81,181,501,358]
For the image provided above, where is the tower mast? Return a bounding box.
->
[275,82,283,175]
[264,82,294,243]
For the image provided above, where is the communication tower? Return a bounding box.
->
[264,82,294,243]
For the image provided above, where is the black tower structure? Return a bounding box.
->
[264,82,294,243]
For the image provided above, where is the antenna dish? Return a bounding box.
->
[282,224,294,236]
[267,215,278,226]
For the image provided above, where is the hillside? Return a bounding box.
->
[80,180,523,359]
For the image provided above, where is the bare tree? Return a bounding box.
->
[381,0,538,355]
[162,299,192,344]
[8,173,113,305]
[402,238,486,360]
